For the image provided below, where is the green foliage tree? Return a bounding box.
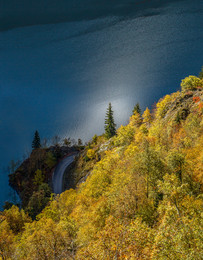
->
[32,130,41,149]
[104,103,116,139]
[45,151,56,169]
[133,102,141,115]
[27,187,50,219]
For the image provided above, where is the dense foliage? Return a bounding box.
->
[1,72,203,259]
[9,145,80,219]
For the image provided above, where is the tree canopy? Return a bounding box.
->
[32,130,41,149]
[104,102,116,138]
[1,71,203,259]
[132,102,141,115]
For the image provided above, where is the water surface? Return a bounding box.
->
[0,0,203,207]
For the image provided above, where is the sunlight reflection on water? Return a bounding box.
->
[0,0,203,207]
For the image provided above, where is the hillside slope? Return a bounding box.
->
[9,145,79,217]
[0,73,203,259]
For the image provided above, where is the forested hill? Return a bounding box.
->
[0,72,203,259]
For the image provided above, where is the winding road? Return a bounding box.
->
[52,154,76,194]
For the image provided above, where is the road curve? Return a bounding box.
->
[52,154,76,194]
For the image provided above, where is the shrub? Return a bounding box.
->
[181,76,202,92]
[86,149,95,160]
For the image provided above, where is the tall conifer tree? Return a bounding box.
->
[32,130,41,149]
[132,102,141,115]
[104,103,116,139]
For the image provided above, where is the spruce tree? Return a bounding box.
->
[104,103,116,139]
[32,130,41,149]
[132,103,141,115]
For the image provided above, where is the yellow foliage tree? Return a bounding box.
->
[33,169,44,186]
[143,107,152,126]
[3,205,31,234]
[181,75,203,91]
[0,219,15,259]
[156,94,172,118]
[86,149,95,160]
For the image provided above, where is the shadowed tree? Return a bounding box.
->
[104,103,116,139]
[133,103,141,115]
[32,130,41,149]
[63,137,71,147]
[78,138,83,146]
[199,66,203,79]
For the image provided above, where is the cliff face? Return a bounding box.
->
[9,145,79,210]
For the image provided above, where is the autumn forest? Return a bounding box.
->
[0,71,203,259]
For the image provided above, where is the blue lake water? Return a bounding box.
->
[0,0,203,208]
